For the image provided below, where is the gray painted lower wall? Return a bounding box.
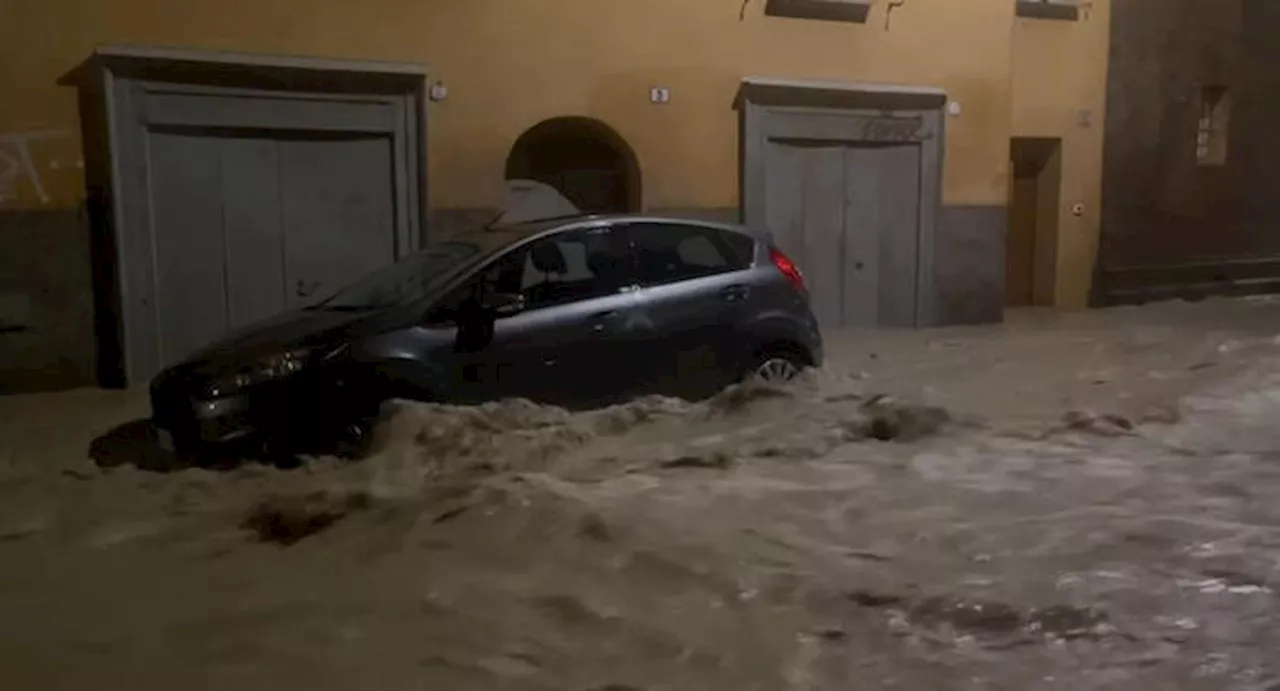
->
[934,205,1006,326]
[0,203,1005,394]
[0,208,96,393]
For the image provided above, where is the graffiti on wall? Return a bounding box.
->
[0,130,72,204]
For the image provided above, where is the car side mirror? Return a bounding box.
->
[480,291,525,317]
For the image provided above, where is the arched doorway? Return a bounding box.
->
[505,117,641,214]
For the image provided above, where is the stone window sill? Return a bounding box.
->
[1016,0,1080,21]
[765,0,872,24]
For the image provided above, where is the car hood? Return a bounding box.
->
[181,307,398,370]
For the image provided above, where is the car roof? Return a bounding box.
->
[485,212,768,241]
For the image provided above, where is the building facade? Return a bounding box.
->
[0,0,1110,390]
[1094,0,1280,304]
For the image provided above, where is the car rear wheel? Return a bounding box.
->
[746,349,806,384]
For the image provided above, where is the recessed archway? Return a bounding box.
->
[505,116,641,214]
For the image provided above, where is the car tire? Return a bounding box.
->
[743,348,807,384]
[332,418,376,460]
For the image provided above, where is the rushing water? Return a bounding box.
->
[3,298,1280,690]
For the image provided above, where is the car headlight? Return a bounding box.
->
[208,348,313,397]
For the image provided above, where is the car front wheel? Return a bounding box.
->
[333,419,375,459]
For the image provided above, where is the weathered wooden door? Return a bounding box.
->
[739,78,944,329]
[764,141,921,329]
[146,131,396,368]
[92,46,426,386]
[277,136,396,310]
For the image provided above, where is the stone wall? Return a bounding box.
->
[1094,0,1280,303]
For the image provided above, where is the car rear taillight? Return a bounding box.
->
[768,247,807,295]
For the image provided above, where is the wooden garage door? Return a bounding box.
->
[94,54,425,387]
[764,141,921,329]
[147,129,395,367]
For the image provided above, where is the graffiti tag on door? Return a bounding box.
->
[858,116,927,142]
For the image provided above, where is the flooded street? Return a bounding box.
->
[4,298,1280,690]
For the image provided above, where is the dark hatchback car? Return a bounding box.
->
[150,215,824,455]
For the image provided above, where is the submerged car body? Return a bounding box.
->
[150,214,824,453]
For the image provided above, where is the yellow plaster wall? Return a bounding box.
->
[0,0,1015,212]
[1010,2,1112,308]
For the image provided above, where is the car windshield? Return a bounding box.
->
[306,241,485,311]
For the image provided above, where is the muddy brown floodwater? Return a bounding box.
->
[4,297,1280,690]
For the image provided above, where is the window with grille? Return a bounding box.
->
[1196,85,1230,167]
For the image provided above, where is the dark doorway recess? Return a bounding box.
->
[505,117,642,214]
[1006,137,1062,308]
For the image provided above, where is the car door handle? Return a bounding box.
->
[588,310,620,333]
[720,284,749,302]
[296,279,321,298]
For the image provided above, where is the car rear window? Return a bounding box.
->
[719,230,757,268]
[627,223,755,287]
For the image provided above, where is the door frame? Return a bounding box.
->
[737,77,946,327]
[1007,136,1062,308]
[68,45,428,386]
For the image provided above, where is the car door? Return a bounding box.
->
[453,224,645,407]
[619,221,758,398]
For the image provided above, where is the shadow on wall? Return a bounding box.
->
[505,116,642,214]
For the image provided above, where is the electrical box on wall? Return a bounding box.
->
[649,87,671,105]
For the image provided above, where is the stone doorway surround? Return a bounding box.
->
[64,44,428,386]
[737,76,947,326]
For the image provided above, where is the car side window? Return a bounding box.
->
[626,223,754,287]
[479,226,631,313]
[424,277,480,324]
